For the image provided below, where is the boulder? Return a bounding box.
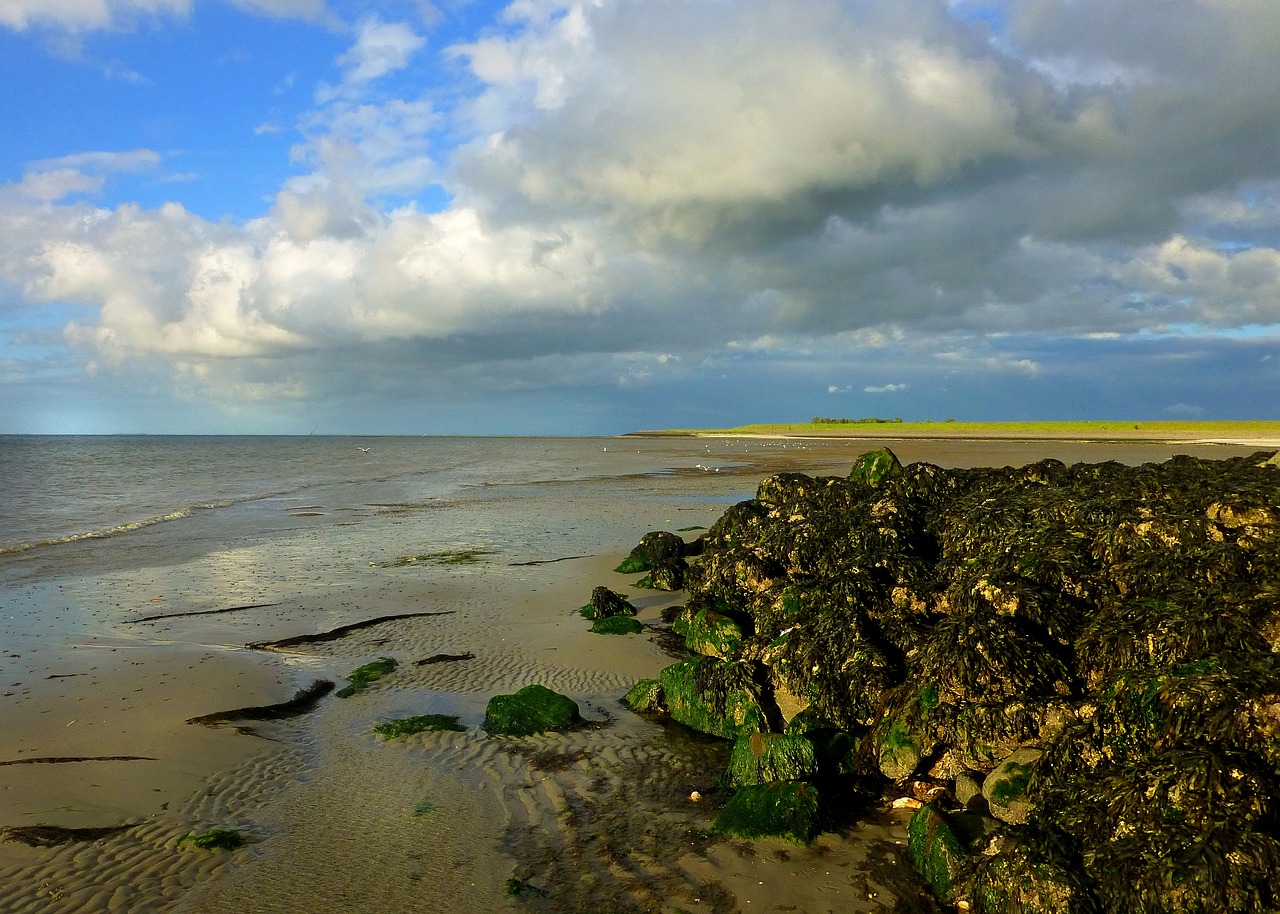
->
[713,781,822,844]
[725,732,817,788]
[582,585,635,620]
[982,748,1041,825]
[483,684,582,737]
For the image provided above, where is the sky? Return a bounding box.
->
[1,0,1279,434]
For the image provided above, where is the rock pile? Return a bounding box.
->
[622,447,1280,913]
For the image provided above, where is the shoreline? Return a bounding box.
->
[4,436,1276,913]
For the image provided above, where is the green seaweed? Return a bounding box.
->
[335,657,398,698]
[412,798,436,816]
[621,679,664,712]
[373,714,466,738]
[178,828,246,851]
[725,732,817,788]
[483,684,582,737]
[615,555,649,574]
[659,658,766,740]
[713,781,822,844]
[906,804,965,902]
[590,615,644,635]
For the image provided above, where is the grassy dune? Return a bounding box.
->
[627,420,1280,442]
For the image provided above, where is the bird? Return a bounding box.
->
[357,447,370,453]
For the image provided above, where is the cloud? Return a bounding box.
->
[225,0,333,24]
[0,0,189,32]
[4,0,1280,427]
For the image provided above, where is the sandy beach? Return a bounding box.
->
[1,434,1271,914]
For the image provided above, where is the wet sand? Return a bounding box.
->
[1,436,1268,914]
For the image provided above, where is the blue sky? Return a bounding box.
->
[1,0,1278,434]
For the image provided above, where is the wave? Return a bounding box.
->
[0,509,201,556]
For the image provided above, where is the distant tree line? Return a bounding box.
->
[810,417,904,424]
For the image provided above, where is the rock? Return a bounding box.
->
[713,781,822,844]
[621,679,664,713]
[659,658,767,739]
[725,732,817,787]
[849,447,902,487]
[616,531,689,573]
[483,684,582,737]
[647,560,687,590]
[982,748,1041,825]
[907,804,967,903]
[582,585,635,620]
[954,770,984,811]
[590,615,644,635]
[958,827,1099,914]
[683,607,745,659]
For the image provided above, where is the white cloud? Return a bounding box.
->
[864,382,907,393]
[0,0,189,32]
[335,17,426,86]
[225,0,332,24]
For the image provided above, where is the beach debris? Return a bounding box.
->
[1,823,140,847]
[247,611,452,651]
[177,828,247,851]
[373,714,466,738]
[372,548,494,567]
[483,684,582,737]
[186,679,334,725]
[619,447,1280,912]
[336,657,398,698]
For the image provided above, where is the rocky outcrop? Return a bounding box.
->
[623,447,1280,911]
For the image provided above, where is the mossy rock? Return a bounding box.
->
[483,684,582,737]
[591,615,644,635]
[617,531,688,573]
[336,657,398,698]
[713,781,822,844]
[849,447,902,487]
[879,717,924,781]
[726,732,817,788]
[581,586,635,620]
[684,608,745,660]
[648,560,687,591]
[178,828,246,851]
[982,748,1041,825]
[374,714,466,738]
[907,804,967,904]
[961,827,1100,914]
[622,679,664,713]
[659,658,766,740]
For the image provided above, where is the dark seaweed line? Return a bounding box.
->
[508,554,592,566]
[415,652,476,666]
[186,679,336,725]
[126,602,284,624]
[246,611,455,650]
[0,756,157,767]
[1,823,141,847]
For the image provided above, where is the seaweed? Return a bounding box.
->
[248,612,453,651]
[590,615,644,635]
[483,684,582,737]
[336,657,398,698]
[713,781,822,844]
[374,714,466,737]
[1,823,139,847]
[186,679,334,725]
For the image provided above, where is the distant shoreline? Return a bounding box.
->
[624,420,1280,448]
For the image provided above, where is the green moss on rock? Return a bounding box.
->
[483,684,582,737]
[374,714,466,738]
[849,447,902,487]
[336,657,398,698]
[907,804,966,903]
[659,658,766,739]
[591,615,644,635]
[684,608,745,659]
[621,679,664,713]
[726,732,817,788]
[713,781,822,844]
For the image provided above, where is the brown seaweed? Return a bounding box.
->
[0,756,156,767]
[246,611,453,650]
[186,679,335,725]
[126,602,283,624]
[1,823,140,847]
[414,652,475,666]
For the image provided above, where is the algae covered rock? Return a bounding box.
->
[616,530,690,580]
[982,748,1040,825]
[374,714,466,738]
[849,446,902,487]
[907,803,967,903]
[590,614,644,635]
[621,679,664,713]
[683,607,745,659]
[659,658,767,739]
[581,586,635,620]
[725,732,817,787]
[713,781,821,844]
[483,684,582,737]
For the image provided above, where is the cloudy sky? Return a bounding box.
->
[1,0,1278,434]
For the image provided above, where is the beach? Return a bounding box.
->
[0,434,1270,914]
